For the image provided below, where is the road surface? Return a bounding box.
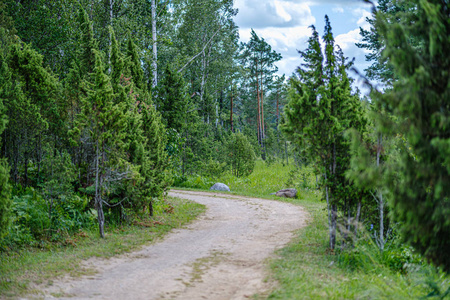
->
[38,190,307,300]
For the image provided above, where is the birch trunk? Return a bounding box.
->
[256,70,262,146]
[151,0,157,87]
[230,89,234,132]
[355,201,361,235]
[377,133,384,251]
[108,0,113,68]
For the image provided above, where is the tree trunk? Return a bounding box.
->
[276,90,279,145]
[230,88,234,132]
[377,133,384,251]
[108,0,113,69]
[260,71,266,159]
[355,201,361,236]
[379,190,384,251]
[255,80,260,145]
[149,200,154,217]
[95,144,105,238]
[284,141,288,165]
[260,71,265,140]
[330,204,337,250]
[151,0,157,87]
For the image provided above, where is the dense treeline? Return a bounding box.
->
[0,0,448,281]
[0,0,289,246]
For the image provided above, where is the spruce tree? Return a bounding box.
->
[372,0,450,272]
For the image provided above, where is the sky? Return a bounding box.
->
[233,0,374,94]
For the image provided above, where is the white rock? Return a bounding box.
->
[210,183,230,192]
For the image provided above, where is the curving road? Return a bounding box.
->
[39,190,307,300]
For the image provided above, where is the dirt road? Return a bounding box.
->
[38,190,308,300]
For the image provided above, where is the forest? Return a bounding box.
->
[0,0,449,298]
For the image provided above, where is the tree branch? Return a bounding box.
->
[177,27,221,73]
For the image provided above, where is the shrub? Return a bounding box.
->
[226,132,256,177]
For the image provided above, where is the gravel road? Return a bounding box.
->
[37,190,308,300]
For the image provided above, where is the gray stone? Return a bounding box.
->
[275,188,297,198]
[210,183,230,192]
[269,192,276,195]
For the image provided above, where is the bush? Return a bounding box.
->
[175,175,215,190]
[0,187,95,250]
[11,188,50,239]
[226,132,256,177]
[199,158,227,179]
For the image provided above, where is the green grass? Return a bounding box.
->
[0,196,205,299]
[266,193,450,299]
[175,160,316,199]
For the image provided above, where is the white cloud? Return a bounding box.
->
[234,0,315,28]
[239,26,313,77]
[354,7,372,30]
[233,0,374,94]
[335,28,361,51]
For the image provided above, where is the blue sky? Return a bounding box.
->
[233,0,374,94]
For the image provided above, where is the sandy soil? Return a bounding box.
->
[34,190,308,300]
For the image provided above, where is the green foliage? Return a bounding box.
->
[0,52,11,240]
[281,17,367,249]
[136,100,173,209]
[0,159,11,239]
[0,187,94,250]
[268,190,450,300]
[157,64,189,132]
[371,0,450,272]
[199,158,227,179]
[226,132,256,177]
[9,188,50,240]
[175,175,216,190]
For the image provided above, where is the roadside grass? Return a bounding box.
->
[0,197,205,299]
[175,160,450,299]
[175,160,316,199]
[267,192,450,299]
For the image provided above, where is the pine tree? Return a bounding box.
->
[372,0,450,272]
